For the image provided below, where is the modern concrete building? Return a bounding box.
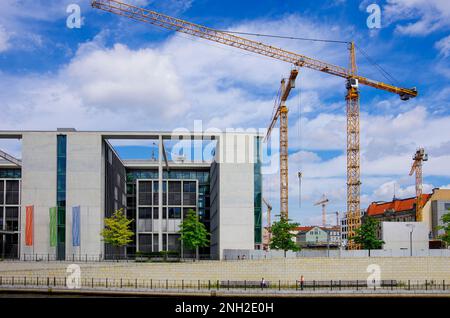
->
[0,129,263,260]
[381,222,429,252]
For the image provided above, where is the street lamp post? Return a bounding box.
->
[406,224,415,257]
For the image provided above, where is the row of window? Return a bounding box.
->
[138,207,196,219]
[138,180,197,206]
[127,170,210,183]
[0,169,21,179]
[138,233,181,253]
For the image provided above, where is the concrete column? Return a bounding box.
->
[158,135,163,252]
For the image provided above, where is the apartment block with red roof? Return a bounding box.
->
[365,188,450,243]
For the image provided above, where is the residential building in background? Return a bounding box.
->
[296,226,341,249]
[365,189,450,243]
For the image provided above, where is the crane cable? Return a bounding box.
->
[297,78,302,209]
[220,30,400,86]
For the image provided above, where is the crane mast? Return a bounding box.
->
[409,148,428,222]
[262,197,273,250]
[265,70,298,220]
[92,0,418,246]
[346,42,361,249]
[314,194,330,227]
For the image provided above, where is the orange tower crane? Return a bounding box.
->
[409,148,428,222]
[91,0,419,246]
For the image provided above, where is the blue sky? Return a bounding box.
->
[0,0,449,225]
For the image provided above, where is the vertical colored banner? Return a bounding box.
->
[49,207,57,247]
[25,206,34,246]
[72,206,80,247]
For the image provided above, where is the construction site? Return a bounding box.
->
[0,0,449,302]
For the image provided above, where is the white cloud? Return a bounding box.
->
[372,180,435,202]
[0,24,10,52]
[64,42,188,117]
[435,35,450,57]
[383,0,450,35]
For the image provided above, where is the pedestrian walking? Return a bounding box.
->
[260,278,266,289]
[300,275,305,290]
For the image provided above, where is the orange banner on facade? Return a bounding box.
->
[25,205,34,246]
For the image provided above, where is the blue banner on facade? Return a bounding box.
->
[72,206,81,247]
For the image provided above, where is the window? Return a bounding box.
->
[5,207,19,231]
[168,207,181,219]
[138,234,152,253]
[5,180,19,205]
[139,181,152,205]
[139,207,152,219]
[445,203,450,211]
[0,180,4,205]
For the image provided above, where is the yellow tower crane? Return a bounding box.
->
[265,69,298,220]
[409,148,428,222]
[91,0,419,246]
[262,197,273,249]
[314,194,330,227]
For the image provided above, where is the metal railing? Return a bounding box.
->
[0,276,447,293]
[0,254,212,262]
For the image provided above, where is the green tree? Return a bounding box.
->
[350,216,384,256]
[269,218,300,257]
[178,209,210,260]
[101,209,134,258]
[437,210,450,247]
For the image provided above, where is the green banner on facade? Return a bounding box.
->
[49,207,57,247]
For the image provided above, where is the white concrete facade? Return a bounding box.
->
[382,222,429,252]
[20,132,58,257]
[210,133,259,260]
[65,132,105,258]
[19,132,106,258]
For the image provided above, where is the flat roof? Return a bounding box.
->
[0,130,263,139]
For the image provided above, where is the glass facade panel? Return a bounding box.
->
[139,207,152,219]
[0,169,21,179]
[5,181,19,205]
[254,136,262,245]
[0,180,3,205]
[127,169,209,256]
[138,181,152,205]
[0,172,21,259]
[5,207,19,231]
[138,234,152,253]
[168,207,181,219]
[56,135,67,260]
